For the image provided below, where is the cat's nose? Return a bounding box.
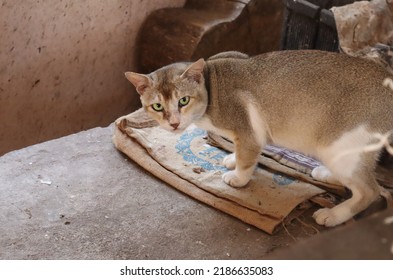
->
[170,123,180,129]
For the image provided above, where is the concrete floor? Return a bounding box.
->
[0,124,325,259]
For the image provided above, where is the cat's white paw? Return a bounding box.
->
[312,208,349,227]
[222,171,249,188]
[311,166,340,185]
[223,153,236,170]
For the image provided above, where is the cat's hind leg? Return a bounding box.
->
[313,153,380,227]
[313,170,379,227]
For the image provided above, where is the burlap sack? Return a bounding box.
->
[113,109,393,233]
[112,109,331,234]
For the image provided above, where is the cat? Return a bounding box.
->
[125,50,393,227]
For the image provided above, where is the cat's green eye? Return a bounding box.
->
[152,103,164,112]
[179,96,190,107]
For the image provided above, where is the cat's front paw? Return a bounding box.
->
[312,207,349,227]
[222,171,249,188]
[222,153,236,170]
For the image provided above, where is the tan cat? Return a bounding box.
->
[125,50,393,227]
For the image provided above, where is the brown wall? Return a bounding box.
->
[0,0,185,156]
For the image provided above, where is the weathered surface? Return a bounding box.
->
[0,125,391,259]
[0,125,315,259]
[331,0,393,74]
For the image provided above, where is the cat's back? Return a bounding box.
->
[252,50,393,110]
[208,50,391,91]
[207,50,393,133]
[251,50,390,83]
[208,49,393,104]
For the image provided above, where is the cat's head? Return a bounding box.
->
[125,59,208,133]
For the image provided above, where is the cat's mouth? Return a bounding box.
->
[170,126,185,134]
[166,121,187,133]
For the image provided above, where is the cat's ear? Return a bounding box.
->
[180,58,205,84]
[125,72,152,95]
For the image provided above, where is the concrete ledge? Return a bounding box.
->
[1,125,390,259]
[0,125,307,259]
